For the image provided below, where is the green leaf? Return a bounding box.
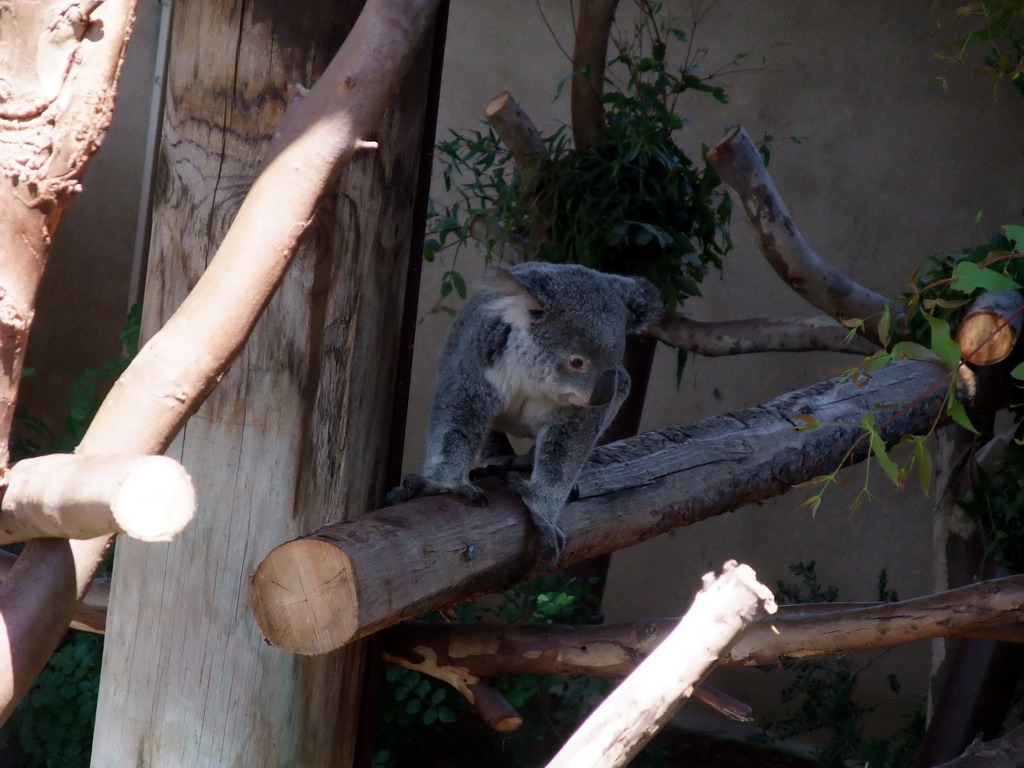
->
[949,260,1022,293]
[947,397,978,434]
[878,306,891,349]
[913,437,932,496]
[1011,361,1024,380]
[889,341,936,360]
[869,430,901,486]
[1005,224,1024,252]
[922,312,962,369]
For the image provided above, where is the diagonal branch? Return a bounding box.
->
[707,126,897,346]
[0,0,442,722]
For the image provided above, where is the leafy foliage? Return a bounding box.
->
[758,563,924,768]
[936,0,1024,98]
[800,227,1024,512]
[0,630,103,767]
[426,0,736,316]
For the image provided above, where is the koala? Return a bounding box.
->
[385,262,663,566]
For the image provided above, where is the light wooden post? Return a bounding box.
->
[89,1,442,764]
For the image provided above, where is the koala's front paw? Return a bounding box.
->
[382,473,488,508]
[500,472,566,568]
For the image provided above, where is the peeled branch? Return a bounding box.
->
[0,454,195,544]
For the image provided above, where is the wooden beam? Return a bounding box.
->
[251,359,958,655]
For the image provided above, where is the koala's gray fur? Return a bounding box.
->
[385,262,663,566]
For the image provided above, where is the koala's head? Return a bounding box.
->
[483,263,663,407]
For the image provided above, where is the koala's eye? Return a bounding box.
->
[567,355,588,371]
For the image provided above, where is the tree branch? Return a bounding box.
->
[933,722,1024,768]
[649,312,879,356]
[379,575,1024,685]
[0,454,194,544]
[485,90,548,246]
[571,0,620,150]
[0,0,442,722]
[251,359,958,654]
[545,562,775,768]
[707,126,896,345]
[0,550,107,634]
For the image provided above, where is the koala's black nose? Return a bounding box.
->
[590,369,618,406]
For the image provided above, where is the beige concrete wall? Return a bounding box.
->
[406,0,1024,726]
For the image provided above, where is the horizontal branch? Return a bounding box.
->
[251,359,957,654]
[649,312,879,356]
[707,126,896,345]
[0,454,195,544]
[380,575,1024,683]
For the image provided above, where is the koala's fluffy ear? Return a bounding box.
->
[614,276,664,334]
[482,266,544,329]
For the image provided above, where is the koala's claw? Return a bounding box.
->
[500,472,566,568]
[382,474,488,508]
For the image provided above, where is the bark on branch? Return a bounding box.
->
[0,0,442,722]
[649,312,879,356]
[571,0,620,150]
[545,562,775,768]
[380,575,1024,686]
[251,359,959,655]
[0,454,194,544]
[933,722,1024,768]
[485,90,548,246]
[707,126,896,345]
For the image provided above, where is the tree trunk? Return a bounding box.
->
[89,1,442,765]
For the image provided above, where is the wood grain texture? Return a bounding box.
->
[90,1,439,765]
[252,359,957,654]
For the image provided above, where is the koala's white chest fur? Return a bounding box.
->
[485,350,560,439]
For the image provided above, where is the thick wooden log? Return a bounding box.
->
[379,575,1024,683]
[0,454,194,544]
[956,290,1024,365]
[88,0,444,763]
[546,562,775,768]
[251,359,957,655]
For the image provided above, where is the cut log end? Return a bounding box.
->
[112,456,196,542]
[484,90,511,118]
[250,538,359,655]
[958,312,1016,365]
